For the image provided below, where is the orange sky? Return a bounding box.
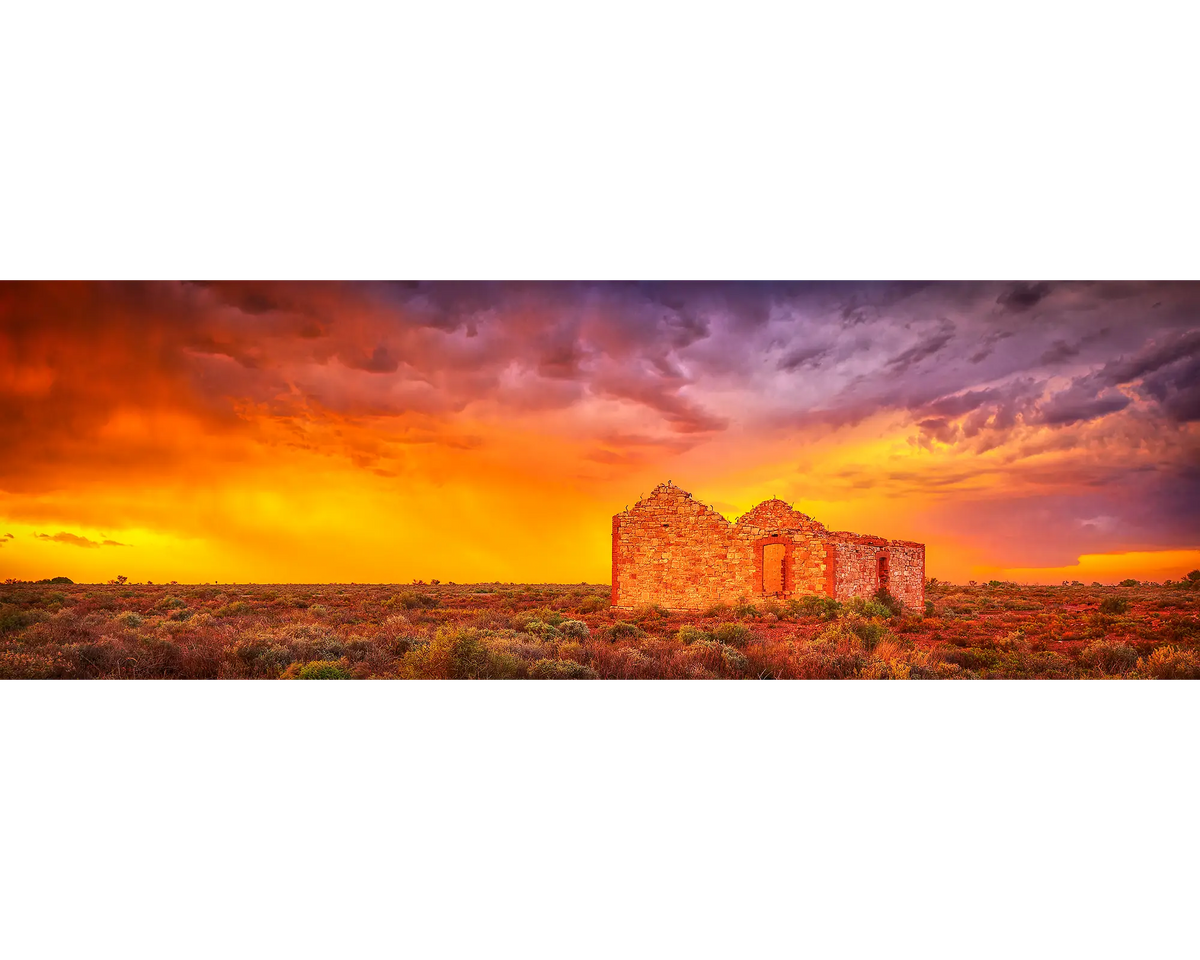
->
[2,281,1198,584]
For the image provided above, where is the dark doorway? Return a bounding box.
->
[877,554,889,589]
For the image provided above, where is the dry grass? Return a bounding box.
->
[0,578,1197,679]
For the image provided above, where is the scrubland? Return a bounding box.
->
[1,576,1199,679]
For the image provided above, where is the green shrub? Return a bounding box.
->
[924,600,936,618]
[688,639,749,675]
[873,587,903,617]
[523,619,560,640]
[701,602,731,619]
[676,624,709,645]
[939,647,1000,672]
[577,596,609,613]
[846,617,888,651]
[529,658,597,679]
[634,604,670,622]
[789,596,842,620]
[116,611,143,628]
[216,601,251,617]
[1099,597,1130,615]
[1119,579,1139,587]
[1079,640,1139,675]
[731,597,758,619]
[558,619,590,640]
[712,622,754,648]
[297,659,352,679]
[845,596,893,620]
[609,621,644,641]
[0,607,35,634]
[513,608,563,631]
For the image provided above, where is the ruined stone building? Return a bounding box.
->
[611,482,925,611]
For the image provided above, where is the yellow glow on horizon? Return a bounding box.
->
[978,550,1200,585]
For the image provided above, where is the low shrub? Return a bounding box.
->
[731,596,759,620]
[1099,597,1130,615]
[522,619,560,641]
[609,621,644,641]
[712,622,754,648]
[873,587,904,618]
[529,658,597,679]
[676,624,709,645]
[296,659,352,679]
[1137,646,1200,680]
[576,596,609,614]
[1079,640,1139,675]
[390,592,440,610]
[688,640,749,676]
[789,596,842,620]
[845,596,894,620]
[846,617,888,651]
[558,619,590,640]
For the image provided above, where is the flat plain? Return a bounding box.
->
[2,577,1199,679]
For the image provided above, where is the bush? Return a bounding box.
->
[0,607,35,634]
[216,601,251,617]
[609,621,644,641]
[1137,646,1200,680]
[1079,640,1139,675]
[846,617,888,651]
[522,619,560,640]
[557,619,590,640]
[634,604,671,622]
[676,624,709,645]
[529,658,597,679]
[296,659,352,679]
[712,622,754,648]
[924,600,936,618]
[1099,597,1130,615]
[116,611,143,627]
[873,587,903,618]
[577,596,609,613]
[390,592,439,610]
[701,602,731,619]
[688,640,749,676]
[731,597,758,620]
[1187,570,1200,582]
[1119,579,1140,587]
[789,596,842,620]
[845,596,893,620]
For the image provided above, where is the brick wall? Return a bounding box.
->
[820,535,926,610]
[612,483,925,611]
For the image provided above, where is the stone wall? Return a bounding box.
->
[612,483,925,611]
[825,535,925,610]
[885,541,926,610]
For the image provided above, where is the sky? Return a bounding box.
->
[1,280,1198,585]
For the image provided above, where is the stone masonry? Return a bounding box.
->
[611,482,925,611]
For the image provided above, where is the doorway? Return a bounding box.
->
[763,542,785,594]
[877,554,890,589]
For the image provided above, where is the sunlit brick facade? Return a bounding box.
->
[612,482,924,611]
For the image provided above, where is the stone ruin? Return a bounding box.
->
[611,481,925,611]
